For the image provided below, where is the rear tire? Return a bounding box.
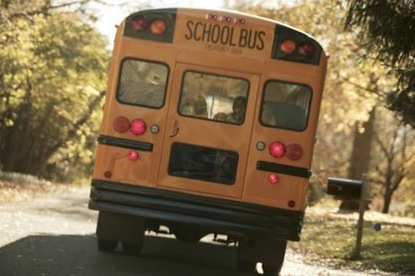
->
[122,241,144,256]
[262,264,279,276]
[97,238,117,252]
[236,259,256,273]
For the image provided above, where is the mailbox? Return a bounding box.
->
[327,177,362,200]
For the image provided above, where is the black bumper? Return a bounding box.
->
[89,179,304,241]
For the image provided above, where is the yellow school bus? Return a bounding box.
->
[89,7,327,274]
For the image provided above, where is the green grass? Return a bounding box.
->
[290,208,415,274]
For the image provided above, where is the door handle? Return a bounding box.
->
[170,119,180,137]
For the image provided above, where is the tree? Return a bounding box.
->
[370,111,415,213]
[344,0,415,128]
[0,0,109,180]
[339,108,375,211]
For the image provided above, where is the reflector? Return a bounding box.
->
[104,171,112,178]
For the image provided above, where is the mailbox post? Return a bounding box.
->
[353,176,368,258]
[327,176,367,258]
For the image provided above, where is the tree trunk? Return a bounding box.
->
[339,108,375,212]
[382,190,393,214]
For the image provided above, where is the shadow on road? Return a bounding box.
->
[0,234,249,276]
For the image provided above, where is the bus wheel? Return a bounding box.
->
[262,264,279,276]
[236,258,256,273]
[122,241,144,256]
[97,238,118,252]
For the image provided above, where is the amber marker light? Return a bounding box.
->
[150,19,167,35]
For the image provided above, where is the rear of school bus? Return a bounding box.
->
[89,7,327,274]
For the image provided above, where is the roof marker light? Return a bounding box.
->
[206,14,218,20]
[221,16,232,22]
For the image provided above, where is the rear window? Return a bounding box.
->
[116,58,169,108]
[178,71,249,125]
[260,81,312,131]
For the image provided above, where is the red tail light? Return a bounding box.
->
[150,19,167,35]
[269,141,286,158]
[130,119,146,135]
[131,16,149,31]
[298,42,315,56]
[280,39,296,55]
[113,116,130,133]
[286,143,303,161]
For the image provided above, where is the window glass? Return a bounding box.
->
[260,81,311,131]
[168,143,238,185]
[117,59,168,108]
[179,71,249,124]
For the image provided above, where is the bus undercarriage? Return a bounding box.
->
[89,179,304,274]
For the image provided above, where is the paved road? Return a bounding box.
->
[0,186,388,275]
